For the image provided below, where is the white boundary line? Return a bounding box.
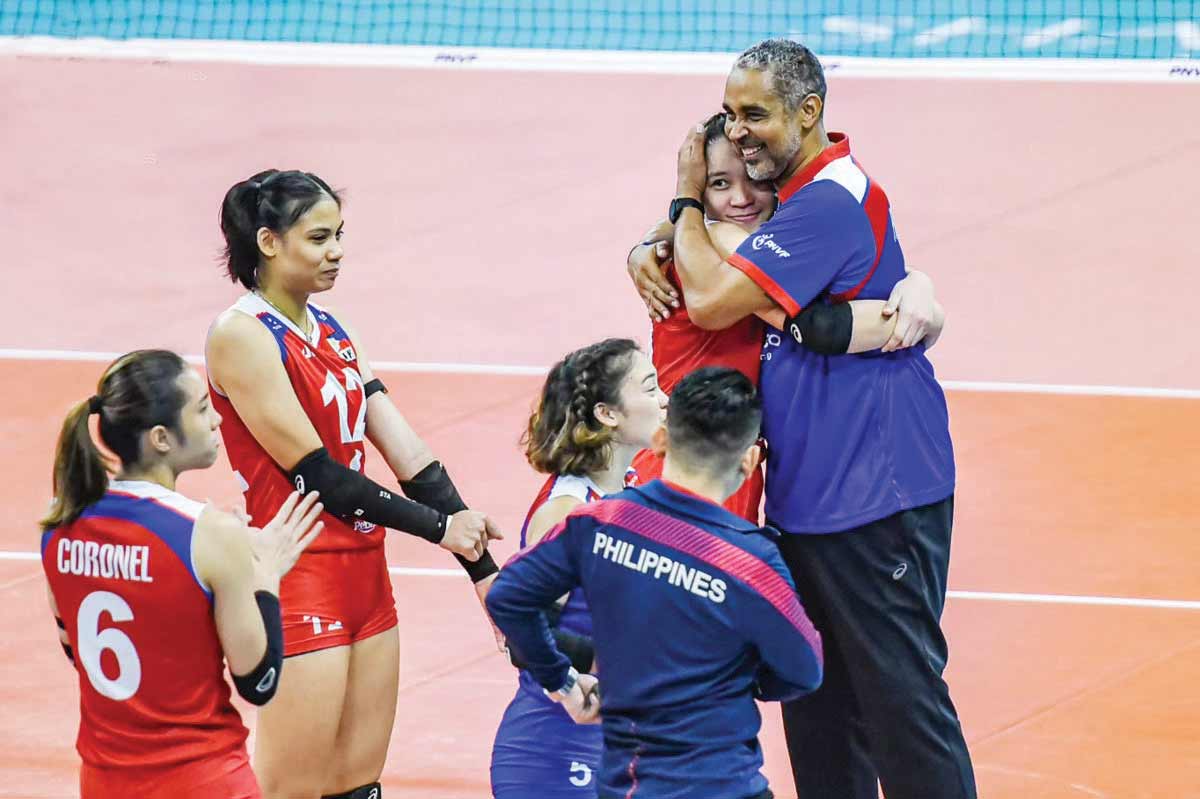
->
[2,36,1198,83]
[2,550,1197,609]
[947,589,1200,611]
[937,380,1200,400]
[3,347,1198,398]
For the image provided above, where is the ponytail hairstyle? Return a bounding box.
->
[40,350,190,531]
[523,338,640,476]
[219,169,341,290]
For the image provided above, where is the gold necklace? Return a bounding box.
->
[255,291,312,338]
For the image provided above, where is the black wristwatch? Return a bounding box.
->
[668,197,705,224]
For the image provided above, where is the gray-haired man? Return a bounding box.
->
[665,38,977,799]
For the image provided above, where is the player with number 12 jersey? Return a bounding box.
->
[210,293,399,657]
[214,292,377,553]
[206,171,502,798]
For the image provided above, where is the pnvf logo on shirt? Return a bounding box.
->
[751,233,792,258]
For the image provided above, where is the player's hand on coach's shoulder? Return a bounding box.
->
[249,491,325,589]
[440,509,502,561]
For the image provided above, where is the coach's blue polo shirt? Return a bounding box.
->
[728,133,955,533]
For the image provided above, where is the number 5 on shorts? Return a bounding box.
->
[569,761,593,787]
[77,590,142,701]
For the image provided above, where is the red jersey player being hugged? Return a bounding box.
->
[40,350,324,799]
[206,170,503,799]
[627,113,945,522]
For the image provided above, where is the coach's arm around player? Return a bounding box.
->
[625,111,944,352]
[630,216,944,353]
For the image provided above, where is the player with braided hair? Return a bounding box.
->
[490,338,667,799]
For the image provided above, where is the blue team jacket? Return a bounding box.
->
[486,479,824,799]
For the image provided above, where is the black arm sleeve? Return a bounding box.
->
[509,627,595,674]
[400,461,499,583]
[785,301,853,355]
[288,447,446,543]
[507,601,592,672]
[54,616,74,664]
[753,663,814,702]
[231,591,284,706]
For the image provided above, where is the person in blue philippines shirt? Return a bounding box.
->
[487,367,823,799]
[666,39,976,799]
[490,338,668,799]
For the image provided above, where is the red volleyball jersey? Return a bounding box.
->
[651,258,764,394]
[211,294,382,552]
[519,473,604,548]
[40,480,248,772]
[628,449,764,525]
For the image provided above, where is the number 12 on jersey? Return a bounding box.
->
[321,368,367,449]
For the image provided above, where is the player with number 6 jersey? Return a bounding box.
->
[206,170,504,799]
[39,350,324,798]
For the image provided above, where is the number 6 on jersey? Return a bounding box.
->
[77,590,142,701]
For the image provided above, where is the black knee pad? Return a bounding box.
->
[323,783,381,799]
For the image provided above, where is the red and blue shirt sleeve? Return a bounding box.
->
[735,544,824,701]
[485,517,582,691]
[728,180,876,316]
